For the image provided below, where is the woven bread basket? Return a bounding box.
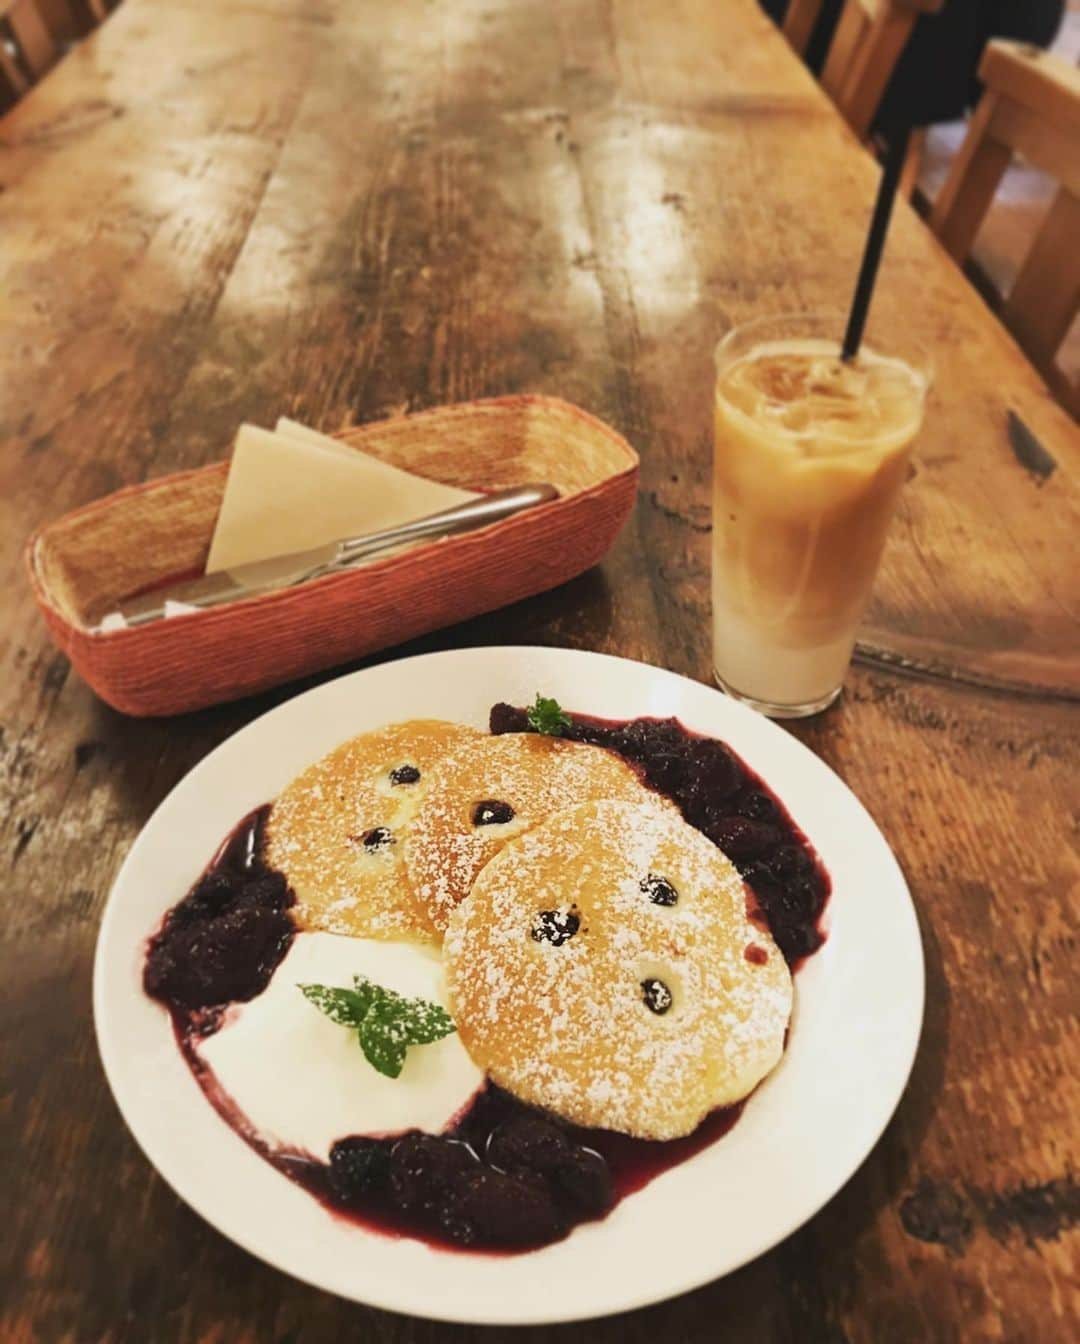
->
[26,395,639,716]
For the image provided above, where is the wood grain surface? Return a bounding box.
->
[1,1,1077,1341]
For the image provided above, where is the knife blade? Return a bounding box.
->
[105,481,559,630]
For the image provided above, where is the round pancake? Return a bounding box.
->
[444,798,793,1139]
[405,732,663,935]
[266,719,479,943]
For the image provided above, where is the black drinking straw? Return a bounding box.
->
[841,127,911,361]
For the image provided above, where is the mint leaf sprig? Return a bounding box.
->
[299,976,456,1079]
[526,693,571,737]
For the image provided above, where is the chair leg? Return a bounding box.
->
[6,0,59,78]
[930,94,1012,263]
[839,9,917,141]
[36,0,92,41]
[821,1,867,103]
[1004,186,1080,376]
[899,126,927,198]
[1,37,30,100]
[783,0,824,57]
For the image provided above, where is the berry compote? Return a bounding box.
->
[144,806,294,1013]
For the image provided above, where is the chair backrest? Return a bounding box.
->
[1,0,59,86]
[931,40,1080,416]
[35,0,97,42]
[785,0,943,140]
[1,0,112,111]
[782,0,825,57]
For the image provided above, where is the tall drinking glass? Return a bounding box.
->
[712,313,931,717]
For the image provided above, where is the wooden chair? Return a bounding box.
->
[1,1,58,92]
[783,0,944,141]
[36,0,101,42]
[931,40,1080,416]
[782,0,826,58]
[0,35,29,105]
[1,0,112,110]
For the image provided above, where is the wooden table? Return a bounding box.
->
[2,2,1078,1339]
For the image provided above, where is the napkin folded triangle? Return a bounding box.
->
[205,417,479,574]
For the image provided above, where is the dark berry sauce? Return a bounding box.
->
[489,703,830,967]
[253,1085,743,1253]
[143,807,294,1011]
[145,705,828,1255]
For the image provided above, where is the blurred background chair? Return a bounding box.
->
[1,0,114,111]
[1,0,57,101]
[39,1,111,42]
[783,0,825,56]
[785,0,945,141]
[769,1,1066,160]
[931,40,1079,416]
[766,0,1078,416]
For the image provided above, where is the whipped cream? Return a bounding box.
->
[196,932,482,1160]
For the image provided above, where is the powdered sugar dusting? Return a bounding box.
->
[405,733,670,934]
[265,719,478,943]
[445,799,793,1140]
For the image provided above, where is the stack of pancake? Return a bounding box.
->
[267,718,792,1141]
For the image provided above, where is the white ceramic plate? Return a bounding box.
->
[94,646,923,1326]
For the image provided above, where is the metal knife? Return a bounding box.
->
[105,482,559,630]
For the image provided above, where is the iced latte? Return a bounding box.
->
[713,316,929,716]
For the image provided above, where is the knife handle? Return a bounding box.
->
[99,481,561,631]
[333,482,559,567]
